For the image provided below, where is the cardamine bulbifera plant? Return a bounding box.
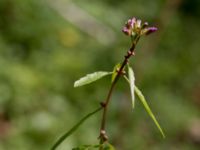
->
[51,17,165,150]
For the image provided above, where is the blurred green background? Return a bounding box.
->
[0,0,200,149]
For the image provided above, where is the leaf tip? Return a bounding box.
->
[161,130,166,139]
[74,82,78,88]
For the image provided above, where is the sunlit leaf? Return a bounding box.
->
[111,63,121,82]
[123,76,165,138]
[74,71,112,87]
[51,107,102,150]
[128,66,135,108]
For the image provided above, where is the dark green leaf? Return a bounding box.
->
[74,71,112,87]
[51,107,102,150]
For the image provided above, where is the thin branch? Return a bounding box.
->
[98,35,140,149]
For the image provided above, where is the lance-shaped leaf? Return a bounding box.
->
[128,66,135,108]
[134,86,165,138]
[111,63,121,82]
[51,107,102,150]
[74,71,112,87]
[123,76,165,138]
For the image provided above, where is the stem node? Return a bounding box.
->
[100,102,106,108]
[99,130,108,142]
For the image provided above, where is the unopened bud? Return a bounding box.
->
[135,19,142,29]
[141,27,158,35]
[122,17,136,36]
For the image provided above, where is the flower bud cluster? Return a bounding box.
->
[122,17,157,36]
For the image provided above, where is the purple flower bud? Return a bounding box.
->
[122,27,132,36]
[144,27,158,35]
[128,17,136,28]
[122,17,136,36]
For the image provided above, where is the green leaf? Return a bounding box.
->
[103,143,115,150]
[51,107,102,150]
[134,86,165,138]
[111,63,121,82]
[72,144,100,150]
[123,76,165,138]
[128,66,135,108]
[74,71,112,87]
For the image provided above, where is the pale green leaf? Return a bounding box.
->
[51,107,102,150]
[111,63,121,82]
[128,66,135,108]
[134,86,165,138]
[74,71,112,87]
[123,76,165,138]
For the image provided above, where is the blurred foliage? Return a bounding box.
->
[0,0,200,150]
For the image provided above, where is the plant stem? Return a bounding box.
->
[51,107,102,150]
[99,36,140,149]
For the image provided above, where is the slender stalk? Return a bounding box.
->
[51,107,102,150]
[98,35,140,149]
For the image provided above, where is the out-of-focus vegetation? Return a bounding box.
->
[0,0,200,149]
